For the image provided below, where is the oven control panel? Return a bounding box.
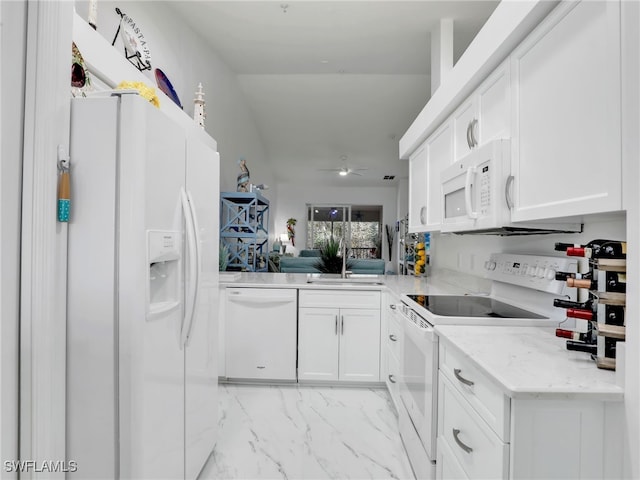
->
[484,253,579,295]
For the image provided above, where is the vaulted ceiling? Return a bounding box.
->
[169,1,499,187]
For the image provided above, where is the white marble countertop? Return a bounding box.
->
[435,325,624,401]
[218,271,475,298]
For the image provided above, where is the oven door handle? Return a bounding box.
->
[400,313,436,342]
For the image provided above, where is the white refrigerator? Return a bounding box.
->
[67,92,219,479]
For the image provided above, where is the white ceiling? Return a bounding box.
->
[169,1,499,187]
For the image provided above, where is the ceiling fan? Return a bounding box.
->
[317,157,368,177]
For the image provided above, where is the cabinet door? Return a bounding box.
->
[339,308,381,382]
[425,122,453,231]
[510,399,608,479]
[408,141,428,233]
[453,99,477,161]
[510,1,622,221]
[477,61,510,145]
[298,307,340,381]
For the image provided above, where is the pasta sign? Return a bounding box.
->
[112,7,152,72]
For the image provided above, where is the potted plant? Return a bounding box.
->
[314,237,354,274]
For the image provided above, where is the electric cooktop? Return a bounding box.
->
[405,295,547,319]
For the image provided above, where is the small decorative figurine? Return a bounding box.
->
[193,83,206,129]
[88,0,98,29]
[286,218,297,246]
[236,158,250,192]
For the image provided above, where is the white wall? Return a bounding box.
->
[74,1,278,232]
[0,1,26,473]
[274,183,398,270]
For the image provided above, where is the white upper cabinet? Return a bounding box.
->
[453,61,510,162]
[408,141,428,233]
[424,122,453,232]
[510,1,622,221]
[477,64,510,148]
[453,99,478,162]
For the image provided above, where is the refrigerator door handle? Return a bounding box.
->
[180,188,198,349]
[182,190,202,347]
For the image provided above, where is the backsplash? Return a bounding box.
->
[428,212,627,278]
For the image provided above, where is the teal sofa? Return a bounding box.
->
[279,251,385,274]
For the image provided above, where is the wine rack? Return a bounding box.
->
[553,240,626,370]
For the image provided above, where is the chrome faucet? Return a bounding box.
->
[341,242,351,279]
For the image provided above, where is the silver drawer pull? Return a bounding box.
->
[389,334,397,342]
[257,366,266,369]
[453,428,473,454]
[388,374,397,384]
[454,368,474,387]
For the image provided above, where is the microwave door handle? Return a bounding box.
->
[505,175,515,210]
[464,166,479,219]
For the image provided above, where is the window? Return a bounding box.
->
[307,204,383,259]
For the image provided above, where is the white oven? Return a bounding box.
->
[396,253,577,479]
[397,302,438,480]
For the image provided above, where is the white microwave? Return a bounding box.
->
[440,140,582,235]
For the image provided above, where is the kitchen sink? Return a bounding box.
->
[306,273,384,285]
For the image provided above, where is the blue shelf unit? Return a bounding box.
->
[220,192,270,272]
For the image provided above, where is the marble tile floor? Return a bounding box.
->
[199,383,415,480]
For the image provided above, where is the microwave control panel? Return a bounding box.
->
[479,165,491,214]
[484,253,579,295]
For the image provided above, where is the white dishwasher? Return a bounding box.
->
[225,287,298,381]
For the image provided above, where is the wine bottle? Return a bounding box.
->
[566,272,627,293]
[598,336,619,358]
[566,340,597,354]
[554,239,610,252]
[566,278,596,289]
[553,298,594,310]
[565,240,627,259]
[566,308,595,321]
[556,328,592,342]
[555,271,592,281]
[604,271,626,293]
[598,304,625,326]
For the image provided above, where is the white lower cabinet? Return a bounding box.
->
[438,340,621,480]
[383,292,403,411]
[438,374,509,480]
[298,290,381,382]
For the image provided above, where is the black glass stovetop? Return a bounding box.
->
[405,295,546,319]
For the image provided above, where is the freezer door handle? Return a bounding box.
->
[180,189,199,348]
[183,190,202,347]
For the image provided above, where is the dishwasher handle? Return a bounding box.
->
[227,293,296,305]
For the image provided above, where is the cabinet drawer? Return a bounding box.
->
[438,374,509,480]
[299,289,381,309]
[439,341,510,441]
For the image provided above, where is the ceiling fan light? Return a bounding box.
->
[339,169,348,176]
